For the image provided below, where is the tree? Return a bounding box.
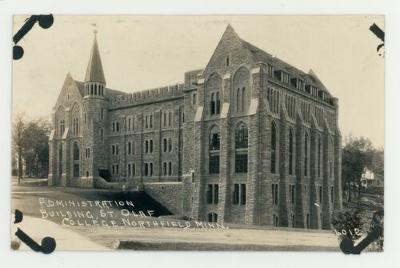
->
[342,136,375,201]
[22,119,50,177]
[12,114,26,183]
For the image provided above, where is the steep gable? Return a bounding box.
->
[54,73,84,109]
[203,25,255,78]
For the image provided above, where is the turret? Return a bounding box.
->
[84,30,106,99]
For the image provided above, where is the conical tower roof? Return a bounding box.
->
[84,34,106,84]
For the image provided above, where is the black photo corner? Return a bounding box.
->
[13,14,54,60]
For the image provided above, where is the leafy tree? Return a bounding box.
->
[22,119,50,177]
[12,114,51,180]
[12,114,26,183]
[342,136,375,201]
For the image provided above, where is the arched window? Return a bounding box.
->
[271,122,277,174]
[289,128,294,175]
[60,120,65,136]
[209,126,220,174]
[233,67,250,113]
[235,123,248,173]
[304,132,309,176]
[163,138,167,152]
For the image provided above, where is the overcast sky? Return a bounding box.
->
[12,15,384,148]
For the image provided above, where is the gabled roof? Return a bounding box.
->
[239,37,330,95]
[84,36,106,84]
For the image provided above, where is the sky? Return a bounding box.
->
[12,15,384,148]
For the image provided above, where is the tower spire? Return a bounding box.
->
[84,32,106,84]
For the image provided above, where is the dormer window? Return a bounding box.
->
[318,90,325,100]
[281,72,290,84]
[305,85,311,94]
[297,79,304,90]
[267,64,273,77]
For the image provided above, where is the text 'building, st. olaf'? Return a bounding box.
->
[48,25,343,229]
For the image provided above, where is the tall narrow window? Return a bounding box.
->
[209,126,220,174]
[168,138,172,152]
[73,142,79,161]
[236,88,241,112]
[318,136,322,177]
[163,138,167,152]
[210,93,216,115]
[168,162,172,176]
[216,92,221,114]
[235,123,248,173]
[289,129,294,175]
[232,183,246,205]
[241,87,246,112]
[304,132,309,176]
[100,128,104,141]
[272,184,279,205]
[271,122,277,174]
[206,184,219,204]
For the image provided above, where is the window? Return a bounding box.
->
[163,162,167,175]
[209,127,220,174]
[145,140,149,154]
[304,132,309,176]
[235,123,248,173]
[150,115,153,128]
[236,88,241,112]
[288,129,294,175]
[319,186,323,203]
[73,164,79,177]
[290,184,295,204]
[216,92,221,114]
[226,55,230,66]
[163,138,167,152]
[127,141,132,155]
[85,148,90,159]
[168,162,172,176]
[112,164,119,175]
[206,184,219,204]
[273,214,279,227]
[292,214,295,228]
[73,143,79,161]
[100,128,104,141]
[168,112,172,126]
[192,93,197,105]
[145,163,149,176]
[210,93,215,115]
[272,183,279,205]
[127,163,131,177]
[116,122,120,132]
[150,163,153,176]
[207,212,218,223]
[100,108,104,120]
[267,64,273,76]
[331,187,334,203]
[271,122,277,174]
[168,138,172,152]
[233,183,246,205]
[318,136,322,177]
[210,92,221,115]
[163,112,167,127]
[60,120,65,135]
[150,140,153,153]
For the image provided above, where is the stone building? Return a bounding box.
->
[49,25,342,229]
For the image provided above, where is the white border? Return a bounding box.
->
[1,1,399,268]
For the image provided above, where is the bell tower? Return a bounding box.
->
[81,30,108,187]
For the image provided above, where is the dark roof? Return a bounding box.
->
[74,80,84,96]
[84,36,106,84]
[240,39,330,95]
